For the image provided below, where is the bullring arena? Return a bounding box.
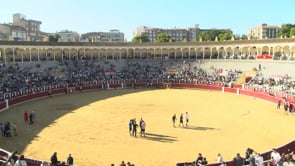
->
[0,39,295,166]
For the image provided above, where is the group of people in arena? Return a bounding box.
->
[172,112,189,128]
[129,118,146,137]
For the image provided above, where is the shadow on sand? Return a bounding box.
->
[179,125,219,131]
[140,132,178,143]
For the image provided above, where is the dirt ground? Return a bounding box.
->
[1,88,295,166]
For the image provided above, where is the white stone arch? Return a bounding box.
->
[39,48,46,61]
[5,48,13,63]
[126,48,134,59]
[154,47,162,59]
[211,47,218,59]
[290,45,295,60]
[70,48,78,60]
[249,46,257,59]
[225,47,233,59]
[189,47,197,59]
[196,47,204,59]
[162,48,169,59]
[47,48,54,61]
[120,48,127,59]
[0,48,4,63]
[273,45,282,60]
[203,47,211,59]
[168,48,176,59]
[282,46,290,60]
[92,48,99,61]
[29,48,38,62]
[241,46,249,59]
[233,46,241,59]
[106,48,113,60]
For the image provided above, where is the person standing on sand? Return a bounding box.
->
[179,113,184,127]
[132,119,138,137]
[24,111,28,123]
[172,114,177,127]
[185,112,189,126]
[140,119,146,137]
[129,119,133,136]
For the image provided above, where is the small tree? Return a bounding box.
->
[156,33,171,42]
[131,35,150,43]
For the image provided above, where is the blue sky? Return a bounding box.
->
[1,0,294,41]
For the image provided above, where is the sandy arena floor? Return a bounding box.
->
[0,88,295,166]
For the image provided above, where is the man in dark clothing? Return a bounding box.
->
[233,153,244,166]
[29,112,33,124]
[51,152,59,166]
[132,120,138,137]
[172,114,177,127]
[67,154,74,166]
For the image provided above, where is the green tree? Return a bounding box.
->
[289,27,295,38]
[218,32,232,41]
[240,34,248,40]
[196,30,233,41]
[131,35,150,43]
[196,32,212,41]
[235,34,248,40]
[156,33,171,42]
[49,34,60,42]
[277,24,295,38]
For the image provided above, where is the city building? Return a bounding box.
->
[133,25,200,42]
[248,24,280,39]
[56,30,80,42]
[81,30,125,42]
[0,13,42,41]
[133,25,232,42]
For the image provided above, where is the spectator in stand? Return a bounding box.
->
[2,150,17,166]
[14,154,27,166]
[277,99,281,109]
[217,153,223,163]
[120,160,126,166]
[50,152,59,166]
[255,153,263,166]
[270,148,281,165]
[196,153,203,164]
[233,153,244,166]
[66,153,74,166]
[202,157,208,165]
[288,102,293,114]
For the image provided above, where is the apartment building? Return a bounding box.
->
[248,24,280,39]
[81,30,125,42]
[133,25,200,42]
[0,13,42,41]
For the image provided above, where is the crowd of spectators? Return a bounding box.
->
[0,58,242,100]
